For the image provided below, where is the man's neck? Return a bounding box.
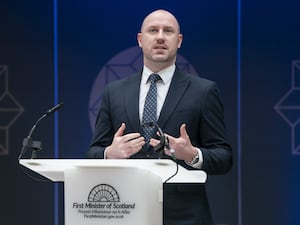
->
[144,60,175,73]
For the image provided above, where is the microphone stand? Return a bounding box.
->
[19,114,45,159]
[152,123,166,158]
[18,103,64,159]
[151,122,176,160]
[151,122,178,182]
[142,122,179,182]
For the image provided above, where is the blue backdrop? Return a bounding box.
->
[1,0,299,225]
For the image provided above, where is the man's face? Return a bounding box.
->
[137,11,183,68]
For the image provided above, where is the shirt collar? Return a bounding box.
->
[142,64,176,85]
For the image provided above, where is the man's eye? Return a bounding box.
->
[149,29,157,33]
[165,29,174,33]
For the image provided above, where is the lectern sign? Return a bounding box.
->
[72,183,136,220]
[64,166,163,225]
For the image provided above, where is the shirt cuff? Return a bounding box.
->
[103,148,108,159]
[187,147,203,169]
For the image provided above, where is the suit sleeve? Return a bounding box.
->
[86,86,114,159]
[199,82,233,174]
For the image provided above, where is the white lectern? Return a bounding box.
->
[19,159,206,225]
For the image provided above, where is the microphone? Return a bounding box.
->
[142,122,176,160]
[44,102,64,116]
[18,102,64,159]
[142,122,164,152]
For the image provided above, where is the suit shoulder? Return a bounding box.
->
[185,73,217,88]
[176,68,215,85]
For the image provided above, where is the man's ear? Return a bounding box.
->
[177,34,183,48]
[137,33,142,47]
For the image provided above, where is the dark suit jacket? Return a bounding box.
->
[87,67,232,225]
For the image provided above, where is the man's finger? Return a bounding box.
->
[115,123,126,137]
[149,138,160,146]
[180,124,189,139]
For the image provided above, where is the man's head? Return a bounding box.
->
[137,10,183,72]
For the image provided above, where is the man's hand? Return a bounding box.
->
[150,124,198,161]
[106,123,145,159]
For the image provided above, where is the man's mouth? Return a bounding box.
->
[154,45,167,50]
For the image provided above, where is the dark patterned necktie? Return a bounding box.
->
[142,73,161,143]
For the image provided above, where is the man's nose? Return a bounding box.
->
[156,30,165,41]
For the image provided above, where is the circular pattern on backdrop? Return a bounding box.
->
[88,46,198,131]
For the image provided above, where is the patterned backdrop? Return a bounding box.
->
[1,0,299,225]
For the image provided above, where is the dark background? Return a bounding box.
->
[1,0,299,225]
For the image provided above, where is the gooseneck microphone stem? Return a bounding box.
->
[18,102,64,160]
[143,122,179,183]
[27,114,47,138]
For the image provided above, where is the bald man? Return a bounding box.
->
[88,9,232,225]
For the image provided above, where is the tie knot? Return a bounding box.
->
[148,73,161,84]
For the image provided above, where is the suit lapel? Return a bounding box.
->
[158,68,190,129]
[123,69,190,132]
[124,73,142,131]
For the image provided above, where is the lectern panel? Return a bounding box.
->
[64,167,162,225]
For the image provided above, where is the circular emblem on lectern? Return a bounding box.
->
[88,184,120,202]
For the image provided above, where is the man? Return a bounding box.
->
[87,9,232,225]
